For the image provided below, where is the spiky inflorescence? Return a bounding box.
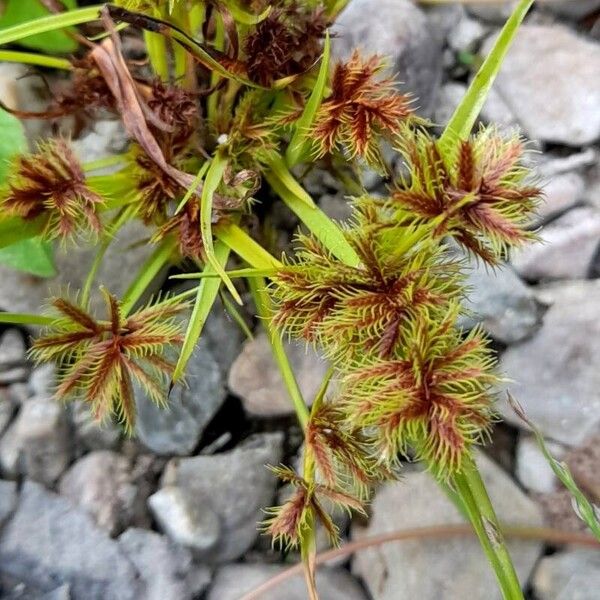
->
[306,402,390,499]
[272,201,462,361]
[263,465,365,550]
[392,126,542,263]
[312,51,415,169]
[2,139,104,241]
[29,289,187,433]
[244,4,327,86]
[339,305,497,476]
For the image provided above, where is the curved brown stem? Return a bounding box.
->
[240,524,600,600]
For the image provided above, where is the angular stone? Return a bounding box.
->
[544,0,600,19]
[70,401,121,452]
[0,396,71,486]
[207,565,367,600]
[332,0,443,117]
[148,486,221,555]
[0,479,17,527]
[511,207,600,281]
[0,388,17,435]
[533,549,600,600]
[135,339,225,455]
[228,332,328,417]
[534,172,585,224]
[118,528,211,600]
[0,481,141,599]
[515,434,563,494]
[460,261,542,344]
[482,25,600,145]
[467,1,519,24]
[352,453,543,600]
[447,15,488,52]
[501,280,600,445]
[59,451,150,536]
[160,433,283,562]
[434,82,467,127]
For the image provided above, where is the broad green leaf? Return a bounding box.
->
[0,236,56,277]
[0,216,45,249]
[0,5,101,48]
[172,241,230,381]
[439,0,533,152]
[265,171,362,268]
[509,394,600,541]
[215,222,282,270]
[286,32,331,167]
[0,106,27,180]
[0,0,79,53]
[201,152,242,304]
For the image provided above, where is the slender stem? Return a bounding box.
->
[83,154,127,173]
[249,277,310,427]
[0,313,54,326]
[241,524,599,600]
[0,50,72,70]
[0,6,103,46]
[452,456,524,600]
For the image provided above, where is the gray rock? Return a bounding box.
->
[425,3,466,46]
[28,364,56,397]
[481,25,600,145]
[59,451,149,536]
[515,434,563,494]
[0,396,71,486]
[448,16,488,53]
[332,0,443,117]
[202,302,245,375]
[352,453,543,600]
[148,486,221,555]
[565,433,600,502]
[460,261,542,344]
[207,564,367,600]
[69,401,121,452]
[228,332,328,417]
[160,432,283,562]
[72,120,128,167]
[0,221,158,319]
[135,339,225,456]
[501,280,600,445]
[511,207,600,281]
[467,1,520,24]
[544,0,600,19]
[0,481,142,599]
[535,171,585,224]
[0,388,17,435]
[118,528,211,600]
[319,194,353,223]
[533,549,600,600]
[479,86,519,129]
[0,479,17,526]
[0,330,28,385]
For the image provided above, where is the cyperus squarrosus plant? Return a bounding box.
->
[0,0,562,599]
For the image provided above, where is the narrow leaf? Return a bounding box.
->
[121,237,177,315]
[172,240,230,381]
[224,0,271,25]
[0,312,54,326]
[439,0,533,151]
[265,172,362,268]
[171,267,276,280]
[267,153,316,208]
[201,152,242,304]
[215,222,282,270]
[286,32,331,168]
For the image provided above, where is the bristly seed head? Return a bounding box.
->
[29,289,187,433]
[340,305,498,477]
[2,138,104,241]
[312,51,417,170]
[392,126,543,263]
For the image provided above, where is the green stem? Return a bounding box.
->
[249,277,310,428]
[83,154,127,173]
[0,6,103,46]
[452,456,524,600]
[0,50,72,70]
[0,313,54,326]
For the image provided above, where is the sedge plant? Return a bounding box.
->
[2,1,587,598]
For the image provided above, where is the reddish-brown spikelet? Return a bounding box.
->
[393,127,542,263]
[312,51,414,167]
[30,289,187,433]
[2,138,104,241]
